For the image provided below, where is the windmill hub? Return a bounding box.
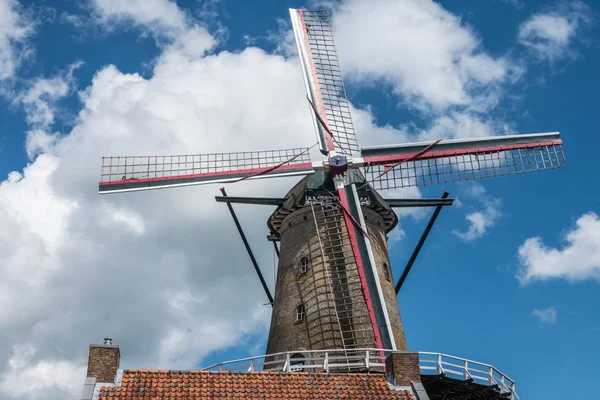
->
[328,154,348,176]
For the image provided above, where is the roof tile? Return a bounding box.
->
[98,370,412,400]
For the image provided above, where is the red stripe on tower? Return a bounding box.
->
[337,187,385,353]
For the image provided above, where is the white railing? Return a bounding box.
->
[419,352,519,400]
[201,348,387,374]
[200,349,519,400]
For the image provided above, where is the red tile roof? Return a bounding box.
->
[98,370,413,399]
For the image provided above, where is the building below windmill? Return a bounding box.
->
[81,338,518,400]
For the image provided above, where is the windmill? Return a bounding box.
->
[98,8,566,392]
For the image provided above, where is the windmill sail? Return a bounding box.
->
[359,132,567,191]
[99,147,315,194]
[290,9,360,156]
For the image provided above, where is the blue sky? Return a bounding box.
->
[0,0,598,399]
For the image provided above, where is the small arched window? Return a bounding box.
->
[383,263,391,281]
[300,257,309,274]
[296,304,305,322]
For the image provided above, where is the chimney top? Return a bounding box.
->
[87,339,120,383]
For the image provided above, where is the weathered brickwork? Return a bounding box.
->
[87,345,120,383]
[385,352,421,386]
[266,203,408,356]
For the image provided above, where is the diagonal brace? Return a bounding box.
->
[395,191,450,294]
[219,188,274,306]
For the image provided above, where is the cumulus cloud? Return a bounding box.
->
[0,1,549,398]
[0,6,375,394]
[517,212,600,285]
[331,0,512,113]
[518,1,591,62]
[453,184,502,241]
[0,345,86,399]
[0,19,318,400]
[92,0,189,38]
[13,62,82,158]
[531,306,557,325]
[0,0,34,80]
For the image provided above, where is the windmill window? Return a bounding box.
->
[300,257,309,274]
[296,304,305,322]
[383,263,390,281]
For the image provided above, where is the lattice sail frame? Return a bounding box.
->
[360,133,567,191]
[99,148,314,193]
[290,9,360,156]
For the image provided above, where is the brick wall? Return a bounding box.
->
[385,352,420,386]
[86,345,120,383]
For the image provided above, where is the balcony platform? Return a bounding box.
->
[201,348,519,400]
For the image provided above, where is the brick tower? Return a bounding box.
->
[265,173,407,356]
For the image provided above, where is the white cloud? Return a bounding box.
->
[518,1,591,62]
[20,76,69,127]
[0,345,86,399]
[92,0,189,39]
[531,306,557,325]
[0,1,553,398]
[15,62,82,158]
[453,184,502,241]
[0,0,34,80]
[90,0,220,65]
[0,14,320,398]
[517,212,600,285]
[331,0,511,113]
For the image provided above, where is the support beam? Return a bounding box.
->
[266,234,280,242]
[395,191,450,294]
[219,188,274,306]
[214,195,454,209]
[215,196,285,206]
[384,198,453,208]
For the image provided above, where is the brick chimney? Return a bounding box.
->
[385,351,421,387]
[86,338,120,383]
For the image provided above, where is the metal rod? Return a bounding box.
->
[215,196,286,206]
[395,191,450,294]
[272,240,280,258]
[219,188,274,305]
[384,198,453,208]
[214,195,453,208]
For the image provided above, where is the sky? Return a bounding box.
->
[0,0,598,399]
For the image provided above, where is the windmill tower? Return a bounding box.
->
[98,8,567,397]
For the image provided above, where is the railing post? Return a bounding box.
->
[365,350,370,370]
[488,367,493,385]
[285,352,291,372]
[437,354,442,375]
[324,351,329,373]
[248,359,254,372]
[464,360,468,380]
